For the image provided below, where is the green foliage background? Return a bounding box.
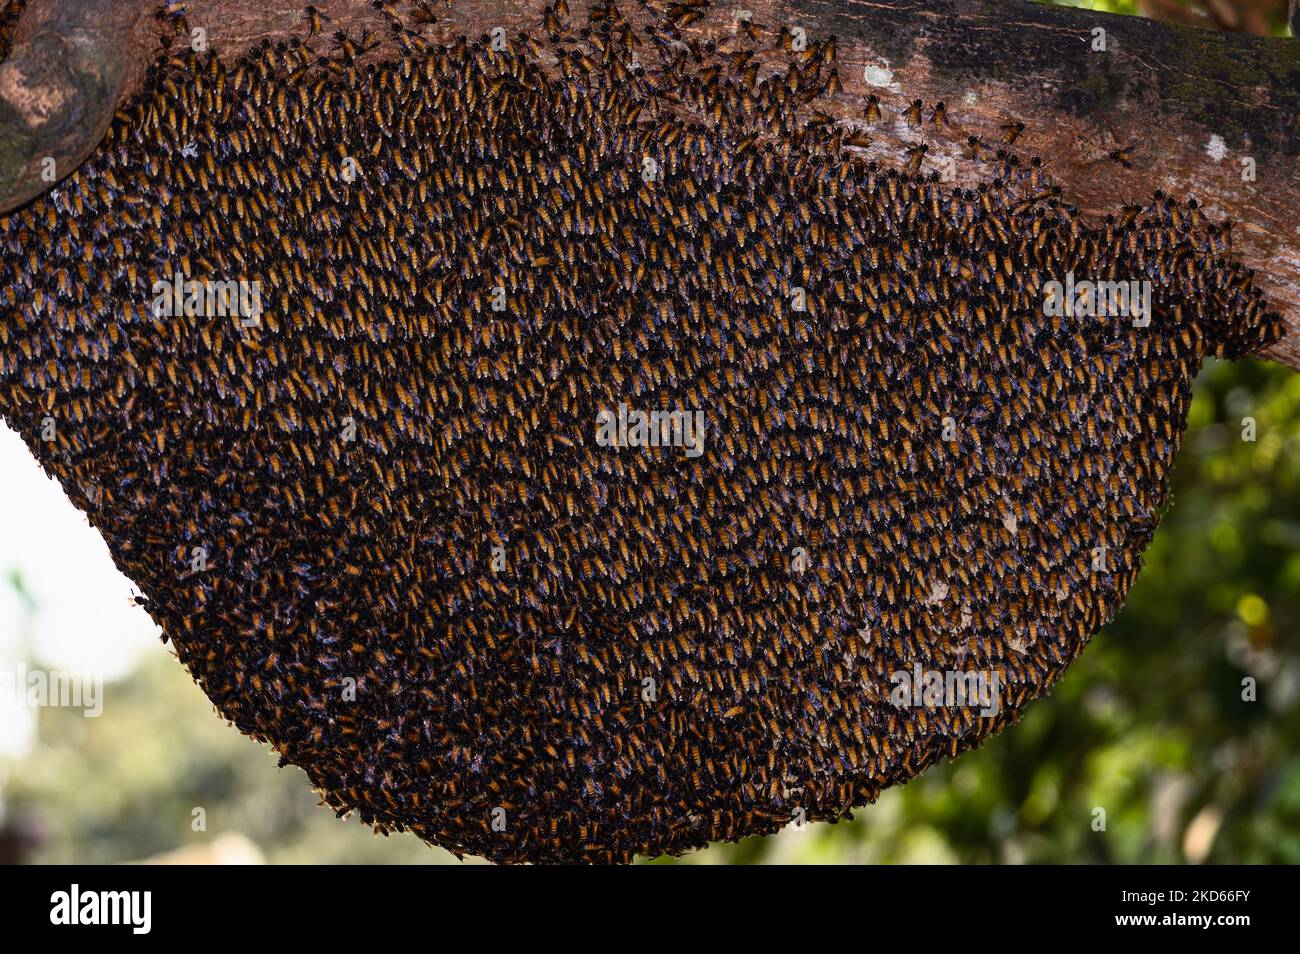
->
[1044,0,1141,14]
[2,0,1297,864]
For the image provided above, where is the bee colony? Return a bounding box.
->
[0,0,1283,862]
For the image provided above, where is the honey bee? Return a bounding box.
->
[1108,144,1136,168]
[410,1,437,26]
[999,119,1025,144]
[304,5,327,37]
[904,142,928,176]
[863,93,882,124]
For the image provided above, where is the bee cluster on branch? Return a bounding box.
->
[0,0,1281,863]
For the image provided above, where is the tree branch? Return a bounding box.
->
[0,0,139,215]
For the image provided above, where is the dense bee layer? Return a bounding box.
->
[0,2,1281,862]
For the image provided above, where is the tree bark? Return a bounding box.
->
[3,0,1298,367]
[0,0,133,216]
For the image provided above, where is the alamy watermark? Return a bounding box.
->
[151,271,263,326]
[1043,271,1151,326]
[50,885,151,934]
[0,664,103,717]
[890,663,1001,717]
[595,403,706,458]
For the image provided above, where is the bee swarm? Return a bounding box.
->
[0,0,1282,862]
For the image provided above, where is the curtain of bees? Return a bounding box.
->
[0,0,1281,863]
